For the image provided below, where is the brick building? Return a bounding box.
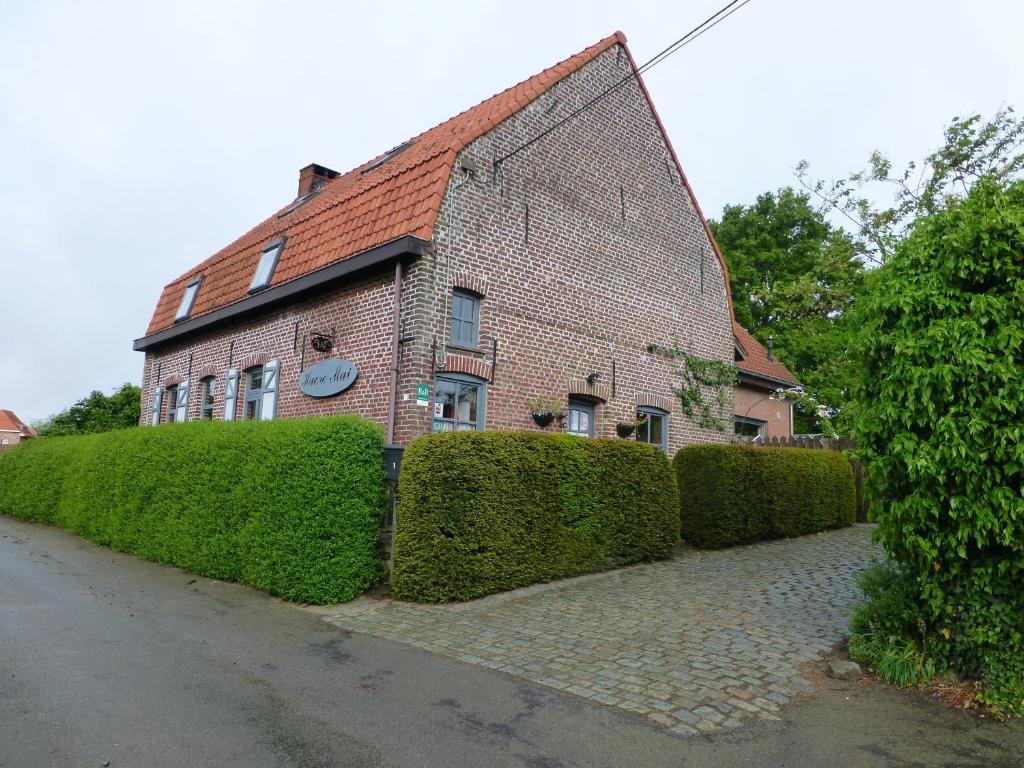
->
[0,409,36,453]
[134,32,736,455]
[732,322,800,441]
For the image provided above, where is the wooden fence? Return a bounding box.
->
[760,436,869,523]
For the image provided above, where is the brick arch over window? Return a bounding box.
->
[451,272,488,297]
[237,351,271,371]
[443,354,492,381]
[161,374,184,387]
[635,394,675,413]
[193,363,220,380]
[566,378,611,403]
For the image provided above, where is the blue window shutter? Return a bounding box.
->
[150,386,163,426]
[223,368,239,421]
[260,360,280,420]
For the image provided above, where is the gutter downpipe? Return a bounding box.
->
[386,259,403,444]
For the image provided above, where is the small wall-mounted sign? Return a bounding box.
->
[299,359,358,398]
[416,383,430,407]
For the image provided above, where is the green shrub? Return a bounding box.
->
[392,432,679,602]
[852,179,1024,716]
[673,444,855,548]
[848,562,936,687]
[0,416,386,603]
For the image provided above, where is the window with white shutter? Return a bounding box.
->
[260,360,280,421]
[243,361,280,420]
[199,377,216,420]
[165,385,179,422]
[150,386,163,425]
[223,368,239,421]
[175,378,190,422]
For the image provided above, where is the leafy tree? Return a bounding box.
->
[35,383,141,436]
[797,106,1024,264]
[850,178,1024,716]
[709,188,865,432]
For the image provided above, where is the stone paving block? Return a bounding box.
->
[648,712,677,728]
[644,699,674,713]
[669,723,700,737]
[618,700,653,715]
[323,526,878,737]
[693,706,724,723]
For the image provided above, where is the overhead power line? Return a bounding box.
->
[493,0,755,171]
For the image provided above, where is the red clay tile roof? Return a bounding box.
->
[145,32,631,335]
[0,409,36,437]
[733,322,800,385]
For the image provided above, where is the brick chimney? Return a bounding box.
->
[297,163,339,198]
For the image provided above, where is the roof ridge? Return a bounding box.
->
[158,32,626,291]
[415,31,625,156]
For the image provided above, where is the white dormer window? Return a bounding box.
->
[175,277,203,321]
[249,238,285,293]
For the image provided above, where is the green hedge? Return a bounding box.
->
[392,432,680,602]
[0,416,385,603]
[673,444,855,548]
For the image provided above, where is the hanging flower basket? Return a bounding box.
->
[532,411,556,428]
[615,422,636,438]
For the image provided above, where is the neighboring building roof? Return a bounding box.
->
[0,409,36,438]
[141,30,735,345]
[733,322,800,386]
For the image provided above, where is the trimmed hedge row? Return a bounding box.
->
[673,444,855,548]
[392,432,680,602]
[0,416,386,603]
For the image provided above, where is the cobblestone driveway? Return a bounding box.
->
[322,525,880,735]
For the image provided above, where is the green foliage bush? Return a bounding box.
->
[848,562,936,688]
[34,382,141,436]
[673,444,855,548]
[392,432,679,602]
[0,416,385,603]
[853,179,1024,716]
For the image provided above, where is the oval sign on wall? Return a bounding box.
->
[299,359,359,398]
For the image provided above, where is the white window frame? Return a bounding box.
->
[175,277,203,321]
[249,238,285,293]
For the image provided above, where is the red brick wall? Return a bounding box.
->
[140,270,402,425]
[140,43,734,454]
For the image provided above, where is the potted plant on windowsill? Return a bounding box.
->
[527,396,562,428]
[615,415,648,438]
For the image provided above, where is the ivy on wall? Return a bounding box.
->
[646,343,737,431]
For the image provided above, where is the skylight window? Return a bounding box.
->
[175,277,203,322]
[249,237,285,293]
[361,140,413,174]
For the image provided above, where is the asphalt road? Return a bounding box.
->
[1,516,1021,768]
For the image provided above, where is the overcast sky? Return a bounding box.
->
[1,0,1020,423]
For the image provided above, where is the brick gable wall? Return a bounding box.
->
[392,44,733,451]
